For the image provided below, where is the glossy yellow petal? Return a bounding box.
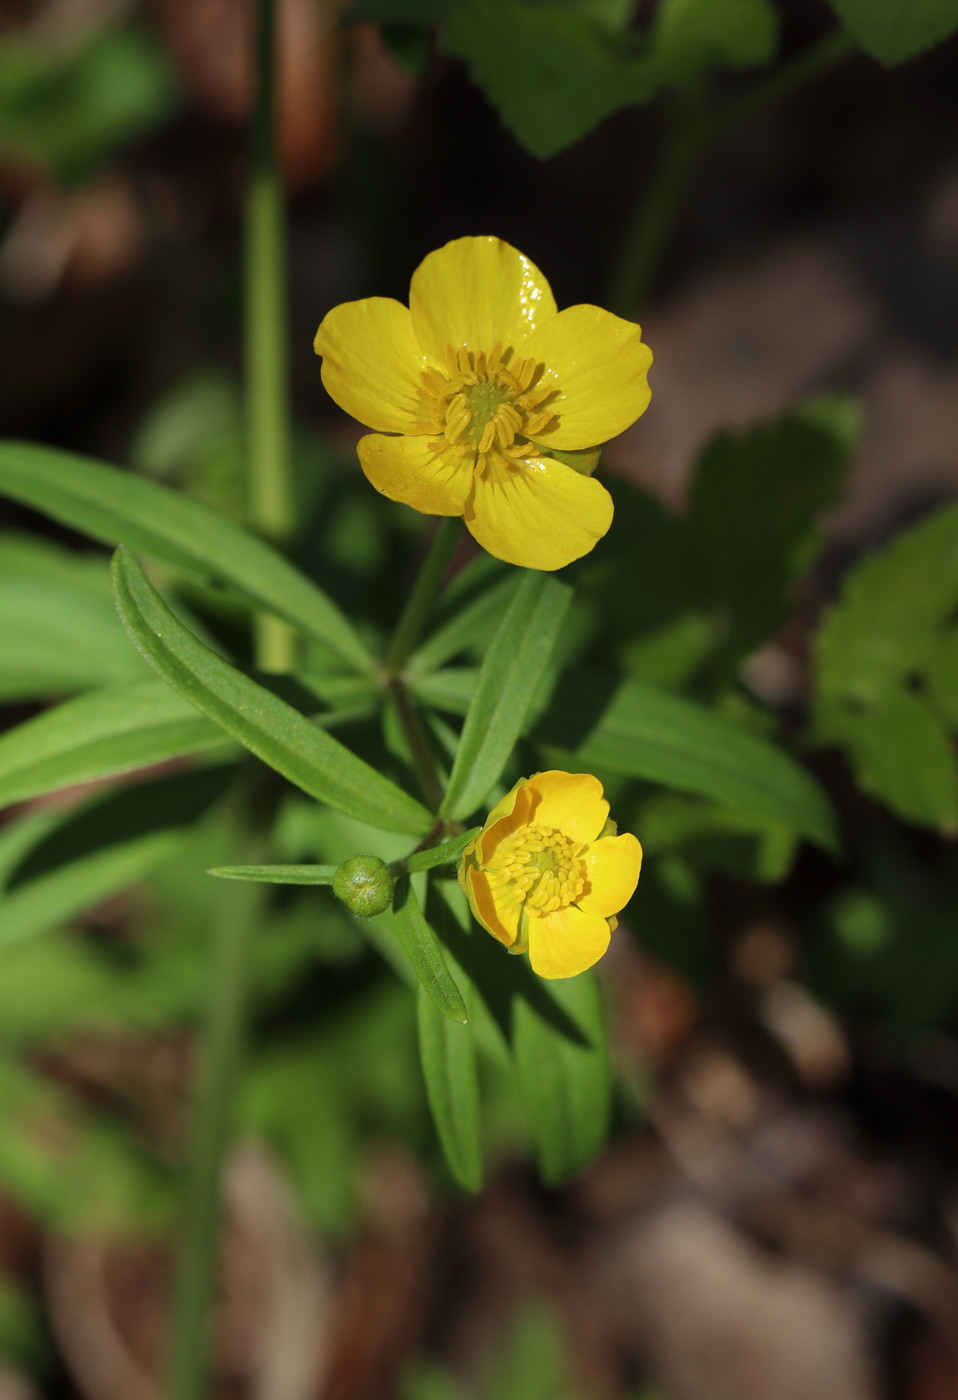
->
[477,779,535,866]
[578,833,642,916]
[409,236,557,361]
[522,304,652,450]
[465,456,613,571]
[463,865,519,948]
[314,297,424,433]
[523,771,609,844]
[358,433,473,515]
[527,904,611,979]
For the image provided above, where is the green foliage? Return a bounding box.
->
[442,571,571,819]
[0,443,370,670]
[0,680,225,808]
[417,980,483,1189]
[825,0,958,63]
[536,672,837,851]
[394,878,469,1021]
[351,0,779,157]
[813,505,958,829]
[112,549,432,835]
[0,23,178,181]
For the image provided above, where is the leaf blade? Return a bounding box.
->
[111,548,432,836]
[416,983,482,1190]
[393,879,468,1023]
[0,440,371,669]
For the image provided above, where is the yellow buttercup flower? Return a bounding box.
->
[458,770,642,979]
[314,236,652,571]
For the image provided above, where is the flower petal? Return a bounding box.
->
[358,433,473,515]
[314,297,424,433]
[477,779,535,865]
[527,904,611,979]
[524,771,609,844]
[466,456,613,571]
[579,833,642,917]
[462,865,520,948]
[409,236,557,361]
[522,304,652,450]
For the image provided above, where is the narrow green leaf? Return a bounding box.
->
[112,548,432,836]
[826,0,958,63]
[536,672,838,851]
[416,983,482,1190]
[0,576,143,700]
[0,681,226,809]
[393,879,468,1023]
[0,441,370,670]
[511,969,611,1184]
[405,829,479,874]
[442,573,572,820]
[207,864,336,884]
[410,574,515,673]
[0,766,233,950]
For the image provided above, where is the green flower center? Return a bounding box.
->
[492,823,586,915]
[414,342,557,472]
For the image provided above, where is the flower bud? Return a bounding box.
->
[332,854,394,918]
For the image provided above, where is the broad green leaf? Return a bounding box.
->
[511,970,611,1184]
[442,572,571,820]
[208,863,336,883]
[536,672,838,851]
[112,548,432,835]
[687,397,858,666]
[416,983,482,1189]
[0,441,370,669]
[0,765,233,950]
[815,504,958,707]
[393,878,468,1023]
[0,680,225,809]
[819,689,958,831]
[650,0,778,83]
[826,0,958,62]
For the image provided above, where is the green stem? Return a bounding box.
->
[387,676,445,812]
[385,518,462,674]
[167,878,258,1400]
[609,30,855,316]
[246,0,295,673]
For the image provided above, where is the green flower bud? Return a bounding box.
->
[332,854,394,919]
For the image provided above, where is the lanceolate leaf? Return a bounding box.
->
[0,441,370,670]
[442,572,571,821]
[416,984,482,1190]
[0,766,234,950]
[112,549,432,836]
[0,576,144,700]
[207,864,337,884]
[393,878,468,1023]
[0,680,226,809]
[511,969,611,1184]
[536,672,838,852]
[826,0,958,63]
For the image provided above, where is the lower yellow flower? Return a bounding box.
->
[458,771,642,979]
[313,236,652,572]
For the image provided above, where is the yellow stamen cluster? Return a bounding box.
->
[491,824,586,916]
[414,342,556,476]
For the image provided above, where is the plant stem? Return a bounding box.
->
[167,877,259,1400]
[387,676,445,812]
[384,517,462,673]
[246,0,295,673]
[609,30,855,316]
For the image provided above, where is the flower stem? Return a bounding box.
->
[167,877,259,1400]
[609,29,855,316]
[387,676,445,812]
[384,517,462,673]
[245,0,295,673]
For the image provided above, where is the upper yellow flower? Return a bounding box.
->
[313,236,652,572]
[458,770,642,978]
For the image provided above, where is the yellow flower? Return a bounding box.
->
[458,770,642,979]
[313,236,652,572]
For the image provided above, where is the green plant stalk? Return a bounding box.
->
[609,29,855,315]
[167,875,259,1400]
[385,517,462,673]
[245,0,295,672]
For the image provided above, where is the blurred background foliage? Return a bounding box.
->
[2,0,958,1398]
